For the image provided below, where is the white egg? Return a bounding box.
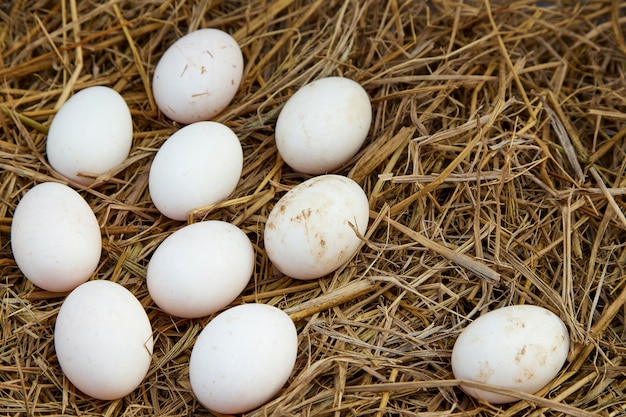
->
[10,182,102,292]
[152,28,244,124]
[451,304,570,404]
[264,174,369,280]
[147,220,254,318]
[148,121,243,221]
[54,280,154,400]
[275,76,372,174]
[189,303,298,414]
[46,86,133,185]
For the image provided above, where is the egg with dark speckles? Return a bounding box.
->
[152,28,243,124]
[451,304,570,404]
[264,174,369,280]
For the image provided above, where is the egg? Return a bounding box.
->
[146,220,254,318]
[189,303,298,414]
[451,304,570,404]
[264,174,369,280]
[10,182,102,292]
[275,76,372,174]
[152,28,244,124]
[46,86,133,185]
[148,121,243,221]
[54,280,154,400]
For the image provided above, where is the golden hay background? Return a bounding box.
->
[1,0,626,416]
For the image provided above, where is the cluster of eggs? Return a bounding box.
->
[10,27,571,412]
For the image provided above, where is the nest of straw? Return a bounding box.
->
[2,0,626,416]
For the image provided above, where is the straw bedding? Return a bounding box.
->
[1,0,626,416]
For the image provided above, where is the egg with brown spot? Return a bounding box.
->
[451,304,570,404]
[152,28,243,124]
[263,174,369,280]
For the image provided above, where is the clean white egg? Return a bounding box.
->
[10,182,102,292]
[54,280,154,400]
[189,303,298,414]
[275,76,371,174]
[264,174,369,280]
[147,220,254,318]
[46,86,133,185]
[152,28,244,124]
[451,304,570,404]
[148,121,243,221]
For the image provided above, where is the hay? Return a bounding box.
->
[1,0,626,415]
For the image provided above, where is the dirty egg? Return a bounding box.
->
[152,28,244,124]
[275,76,372,174]
[263,174,369,280]
[451,304,570,404]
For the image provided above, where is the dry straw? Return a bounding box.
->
[1,0,626,416]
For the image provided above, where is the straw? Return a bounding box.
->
[1,1,626,416]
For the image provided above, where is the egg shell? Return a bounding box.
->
[148,121,243,221]
[46,86,133,185]
[152,28,244,124]
[264,174,369,280]
[275,76,372,174]
[451,304,570,404]
[10,182,102,292]
[147,220,254,318]
[189,303,298,414]
[54,280,154,400]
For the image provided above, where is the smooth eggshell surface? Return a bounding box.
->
[451,304,570,404]
[147,220,254,318]
[189,303,298,414]
[54,280,154,400]
[275,76,371,174]
[148,121,243,221]
[264,174,369,280]
[10,182,102,292]
[152,28,243,124]
[46,86,133,185]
